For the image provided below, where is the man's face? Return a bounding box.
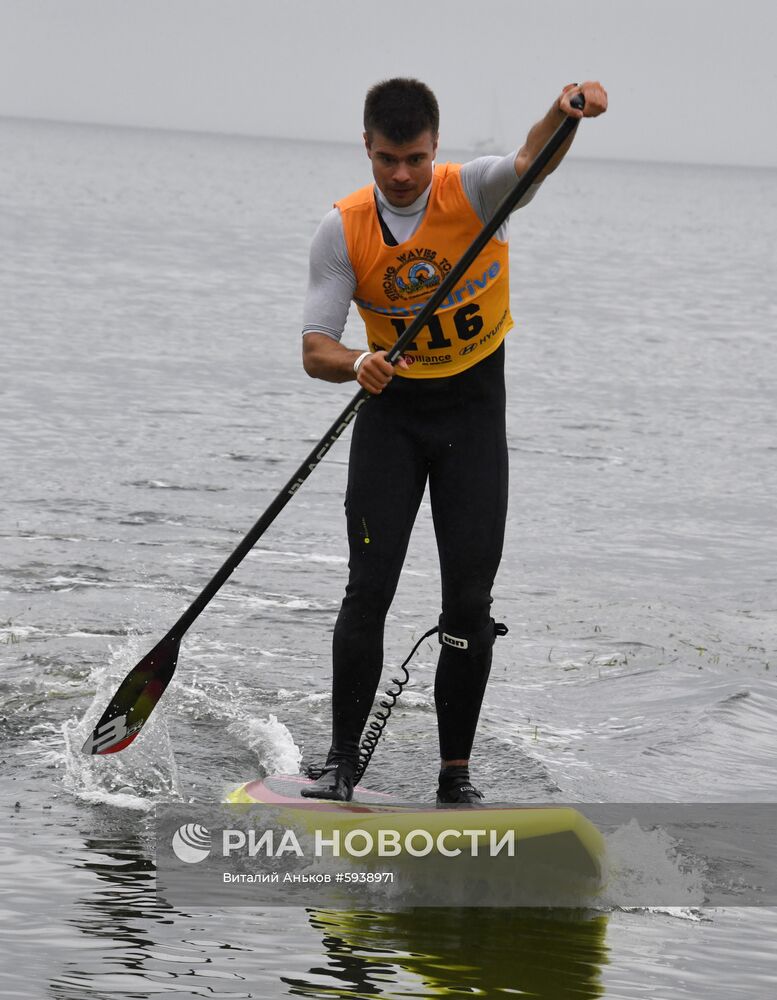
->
[364,129,438,208]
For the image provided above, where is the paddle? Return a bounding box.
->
[82,94,585,755]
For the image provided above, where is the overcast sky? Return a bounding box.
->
[1,0,775,167]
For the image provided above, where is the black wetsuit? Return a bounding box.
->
[329,343,509,766]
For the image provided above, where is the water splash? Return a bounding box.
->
[596,817,707,911]
[227,713,302,776]
[55,636,183,810]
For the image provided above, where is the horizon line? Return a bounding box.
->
[2,112,775,174]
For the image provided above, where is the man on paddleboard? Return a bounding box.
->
[301,78,607,803]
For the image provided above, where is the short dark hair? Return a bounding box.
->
[363,78,440,143]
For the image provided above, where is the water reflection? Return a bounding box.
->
[50,831,177,998]
[52,827,608,999]
[283,907,609,999]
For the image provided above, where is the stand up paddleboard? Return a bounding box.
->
[226,774,605,892]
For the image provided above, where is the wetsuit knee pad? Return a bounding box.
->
[434,617,508,762]
[437,617,508,659]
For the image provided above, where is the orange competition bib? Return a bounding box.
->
[336,163,513,378]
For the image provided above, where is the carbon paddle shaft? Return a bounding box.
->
[83,98,583,753]
[173,99,583,635]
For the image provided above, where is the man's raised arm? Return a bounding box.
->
[515,80,608,180]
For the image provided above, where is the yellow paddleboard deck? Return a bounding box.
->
[226,774,604,885]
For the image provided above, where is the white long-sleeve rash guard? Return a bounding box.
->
[301,151,541,342]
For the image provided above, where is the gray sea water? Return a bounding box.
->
[1,116,776,998]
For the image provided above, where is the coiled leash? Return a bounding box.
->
[307,620,508,785]
[354,624,438,783]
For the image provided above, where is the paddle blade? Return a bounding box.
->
[81,633,182,754]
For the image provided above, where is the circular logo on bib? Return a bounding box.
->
[382,250,452,302]
[394,260,441,298]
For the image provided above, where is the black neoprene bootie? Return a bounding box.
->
[436,764,484,807]
[301,754,356,801]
